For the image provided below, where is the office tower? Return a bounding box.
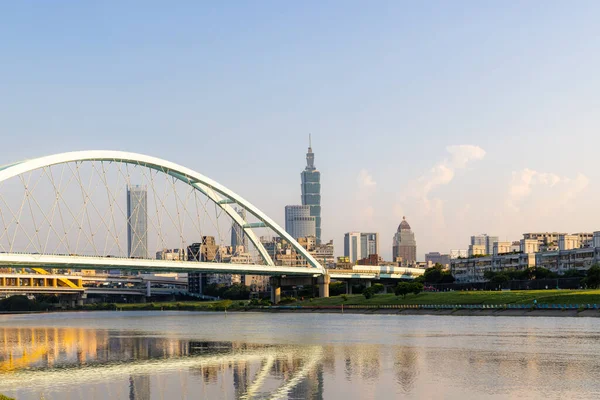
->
[361,233,379,258]
[301,135,321,243]
[231,208,248,254]
[285,205,316,239]
[470,234,498,255]
[344,232,361,263]
[344,232,380,264]
[127,185,148,258]
[392,217,417,265]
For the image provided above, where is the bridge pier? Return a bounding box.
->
[346,281,352,295]
[365,280,371,288]
[318,274,330,298]
[270,276,281,304]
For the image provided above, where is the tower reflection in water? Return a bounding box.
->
[0,327,330,400]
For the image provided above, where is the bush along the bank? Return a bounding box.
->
[278,296,297,305]
[0,295,52,312]
[395,282,423,298]
[249,298,272,307]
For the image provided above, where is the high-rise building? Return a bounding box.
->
[361,233,380,259]
[127,185,148,259]
[470,234,498,255]
[344,232,379,264]
[231,208,248,254]
[392,217,417,266]
[344,232,361,263]
[285,205,316,239]
[301,135,321,243]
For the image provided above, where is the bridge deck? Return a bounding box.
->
[0,253,321,276]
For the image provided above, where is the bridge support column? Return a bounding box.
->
[365,280,371,288]
[146,281,151,297]
[345,281,353,295]
[318,274,330,298]
[270,277,281,304]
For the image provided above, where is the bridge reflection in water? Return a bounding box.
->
[0,326,326,399]
[3,313,600,399]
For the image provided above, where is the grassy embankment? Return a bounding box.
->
[296,289,600,307]
[105,290,600,311]
[112,300,232,311]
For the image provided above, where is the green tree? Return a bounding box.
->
[329,281,346,296]
[532,267,557,280]
[394,282,411,298]
[585,265,600,289]
[222,284,251,300]
[0,296,37,312]
[423,265,443,283]
[483,270,496,280]
[363,286,376,299]
[372,283,385,293]
[490,274,509,287]
[410,282,424,295]
[439,272,455,283]
[562,269,586,278]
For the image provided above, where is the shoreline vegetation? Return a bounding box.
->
[6,289,600,317]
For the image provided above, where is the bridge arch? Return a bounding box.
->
[0,151,325,274]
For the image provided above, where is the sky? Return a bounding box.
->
[1,1,600,261]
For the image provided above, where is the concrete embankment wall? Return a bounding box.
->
[245,308,600,317]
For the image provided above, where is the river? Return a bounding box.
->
[1,311,600,399]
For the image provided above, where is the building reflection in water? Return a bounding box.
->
[0,327,327,400]
[394,346,419,394]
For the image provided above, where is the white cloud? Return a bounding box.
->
[357,169,376,188]
[355,169,377,228]
[406,145,486,212]
[391,145,486,255]
[507,169,589,212]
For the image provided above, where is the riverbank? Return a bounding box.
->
[296,289,600,306]
[247,307,600,317]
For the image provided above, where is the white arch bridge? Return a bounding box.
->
[0,151,330,299]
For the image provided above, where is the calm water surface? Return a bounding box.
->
[1,311,600,399]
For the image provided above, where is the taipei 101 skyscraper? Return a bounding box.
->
[301,135,321,244]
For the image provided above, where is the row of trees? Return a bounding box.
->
[203,283,252,300]
[0,295,52,312]
[483,265,600,288]
[421,264,455,284]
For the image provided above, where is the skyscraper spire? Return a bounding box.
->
[301,135,321,243]
[305,134,315,171]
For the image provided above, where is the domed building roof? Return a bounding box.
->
[398,216,411,231]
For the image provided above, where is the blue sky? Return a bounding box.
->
[2,1,600,260]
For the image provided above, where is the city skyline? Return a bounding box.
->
[3,2,600,261]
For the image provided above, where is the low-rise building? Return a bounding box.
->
[333,256,353,270]
[451,253,535,283]
[559,234,580,251]
[156,248,186,261]
[468,244,486,257]
[493,242,513,256]
[425,252,451,267]
[523,232,592,251]
[520,239,540,254]
[535,247,600,274]
[450,249,468,259]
